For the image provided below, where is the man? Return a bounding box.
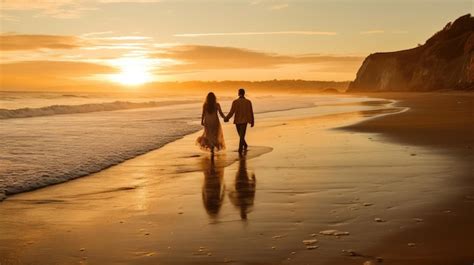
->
[225,88,254,153]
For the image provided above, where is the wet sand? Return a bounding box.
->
[340,92,474,265]
[0,93,472,265]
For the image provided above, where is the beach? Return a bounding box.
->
[342,92,474,265]
[0,92,472,265]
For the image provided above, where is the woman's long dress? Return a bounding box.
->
[196,107,225,151]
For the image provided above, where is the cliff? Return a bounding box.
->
[348,14,473,92]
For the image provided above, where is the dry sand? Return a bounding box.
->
[0,93,472,265]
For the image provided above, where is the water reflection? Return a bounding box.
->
[201,152,257,220]
[228,153,256,220]
[201,155,226,218]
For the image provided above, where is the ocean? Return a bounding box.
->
[1,91,363,200]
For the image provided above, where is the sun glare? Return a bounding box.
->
[109,58,153,86]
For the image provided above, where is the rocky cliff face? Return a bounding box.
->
[348,14,473,92]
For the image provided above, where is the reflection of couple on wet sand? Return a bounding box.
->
[196,88,254,154]
[201,155,256,220]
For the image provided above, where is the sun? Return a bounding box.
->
[109,57,153,86]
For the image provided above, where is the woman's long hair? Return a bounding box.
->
[204,92,217,113]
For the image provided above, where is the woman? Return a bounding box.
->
[196,92,226,154]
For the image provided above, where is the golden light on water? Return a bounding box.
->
[109,57,153,86]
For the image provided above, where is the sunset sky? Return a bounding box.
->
[0,0,471,91]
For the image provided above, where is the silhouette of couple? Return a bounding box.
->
[196,88,254,154]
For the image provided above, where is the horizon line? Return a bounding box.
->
[174,31,338,37]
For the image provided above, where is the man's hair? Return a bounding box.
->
[238,88,245,96]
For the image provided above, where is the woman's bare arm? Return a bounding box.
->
[217,103,226,119]
[201,105,205,126]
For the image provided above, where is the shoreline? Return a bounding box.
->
[0,94,379,202]
[0,92,472,264]
[344,92,473,154]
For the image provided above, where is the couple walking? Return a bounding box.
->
[197,88,254,154]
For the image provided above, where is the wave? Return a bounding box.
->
[0,122,201,200]
[0,100,196,119]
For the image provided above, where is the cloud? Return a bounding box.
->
[153,45,363,72]
[0,0,160,19]
[0,33,155,53]
[80,44,148,50]
[360,30,385,35]
[80,31,116,37]
[0,13,19,22]
[174,31,337,37]
[0,34,82,51]
[0,60,119,90]
[80,34,153,51]
[0,0,94,19]
[89,36,153,40]
[250,0,289,10]
[270,3,289,10]
[0,60,118,76]
[249,0,263,5]
[0,0,77,11]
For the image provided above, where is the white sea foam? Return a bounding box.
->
[0,100,196,119]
